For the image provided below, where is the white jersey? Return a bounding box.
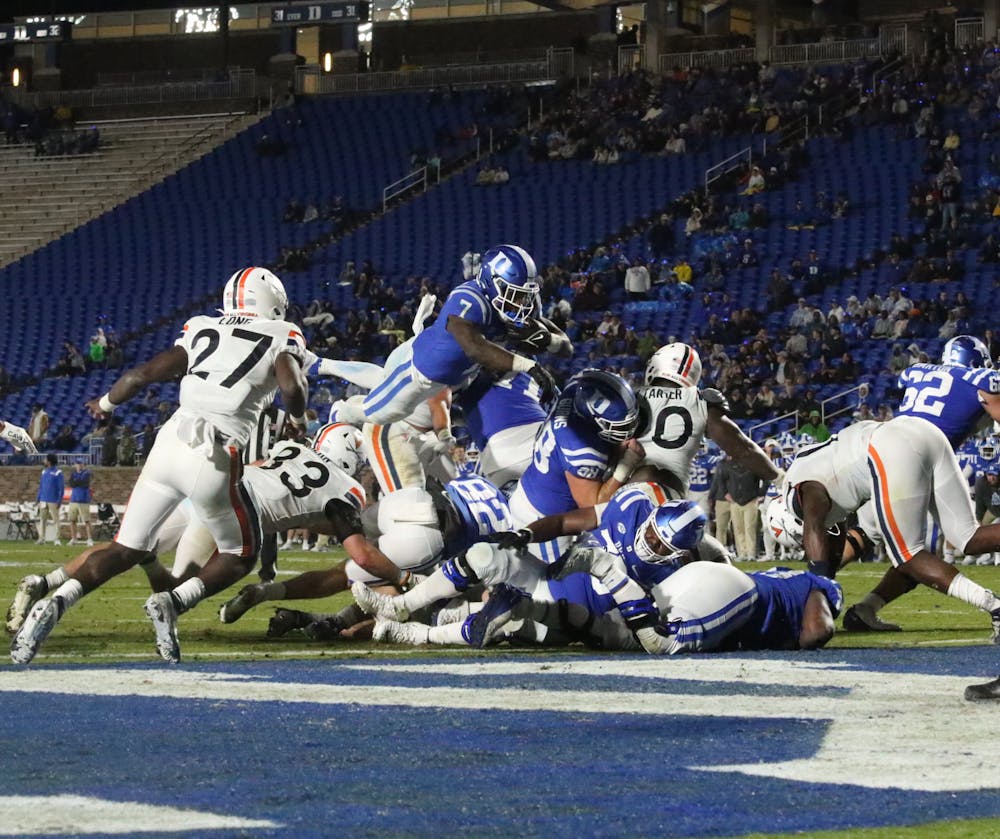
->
[783,421,878,528]
[243,440,365,532]
[636,385,709,496]
[175,314,306,446]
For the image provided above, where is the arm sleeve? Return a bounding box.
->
[323,498,365,543]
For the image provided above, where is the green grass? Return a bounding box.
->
[2,540,999,664]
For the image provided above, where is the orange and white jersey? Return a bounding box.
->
[243,440,365,533]
[175,314,306,446]
[783,420,878,528]
[635,385,709,497]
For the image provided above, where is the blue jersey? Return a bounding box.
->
[896,363,1000,446]
[688,451,715,494]
[456,459,481,478]
[517,397,614,516]
[596,484,679,589]
[456,371,547,450]
[732,568,843,651]
[37,466,64,504]
[444,475,512,556]
[411,282,507,386]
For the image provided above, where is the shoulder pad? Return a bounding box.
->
[701,388,730,413]
[635,394,653,438]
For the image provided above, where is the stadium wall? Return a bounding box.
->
[0,467,140,505]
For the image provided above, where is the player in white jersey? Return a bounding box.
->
[0,420,38,454]
[11,268,309,665]
[764,416,1000,642]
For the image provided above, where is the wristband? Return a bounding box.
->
[289,414,307,429]
[437,428,454,443]
[98,393,117,413]
[511,354,535,373]
[613,460,635,483]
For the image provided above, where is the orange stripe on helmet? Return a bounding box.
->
[648,482,667,505]
[236,267,255,311]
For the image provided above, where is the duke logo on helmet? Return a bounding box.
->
[634,499,707,565]
[565,369,639,443]
[222,267,288,321]
[942,335,992,369]
[476,244,540,327]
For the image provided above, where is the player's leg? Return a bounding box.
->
[360,340,441,425]
[479,422,542,488]
[362,421,426,497]
[220,561,351,624]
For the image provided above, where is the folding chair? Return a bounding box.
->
[8,504,38,541]
[93,503,121,541]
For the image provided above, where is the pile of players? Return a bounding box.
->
[5,247,1000,698]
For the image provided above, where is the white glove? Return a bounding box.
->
[0,422,37,454]
[634,626,671,655]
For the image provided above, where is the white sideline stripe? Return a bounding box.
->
[0,795,279,835]
[0,659,998,791]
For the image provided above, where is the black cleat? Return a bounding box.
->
[842,604,902,632]
[965,676,1000,702]
[304,617,345,641]
[266,608,312,638]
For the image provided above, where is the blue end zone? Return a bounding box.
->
[1,647,998,837]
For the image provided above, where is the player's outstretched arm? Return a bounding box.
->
[798,481,839,578]
[706,406,779,482]
[446,315,555,398]
[275,352,308,439]
[86,346,189,418]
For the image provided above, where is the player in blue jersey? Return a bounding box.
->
[842,335,1000,630]
[454,368,548,491]
[336,245,559,427]
[220,472,513,638]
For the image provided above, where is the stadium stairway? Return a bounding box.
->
[0,112,260,268]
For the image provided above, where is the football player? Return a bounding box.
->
[838,335,1000,630]
[11,267,309,665]
[0,420,38,454]
[336,245,559,426]
[764,415,1000,644]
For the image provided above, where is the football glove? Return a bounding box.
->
[511,318,552,353]
[0,422,37,454]
[485,528,534,551]
[527,364,557,402]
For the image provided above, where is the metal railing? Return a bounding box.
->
[879,22,908,56]
[383,166,431,213]
[658,47,755,73]
[705,146,751,193]
[7,68,257,109]
[820,383,869,428]
[296,58,554,96]
[748,408,799,442]
[954,16,985,48]
[617,44,643,75]
[769,38,881,66]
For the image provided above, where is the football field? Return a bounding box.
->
[1,542,999,838]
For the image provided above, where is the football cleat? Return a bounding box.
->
[372,618,430,645]
[266,607,312,638]
[351,581,409,621]
[6,574,46,634]
[461,584,528,648]
[842,604,901,633]
[10,598,60,665]
[304,616,345,641]
[432,602,472,626]
[218,584,266,624]
[144,592,181,663]
[965,676,1000,702]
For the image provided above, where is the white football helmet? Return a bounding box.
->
[762,493,804,550]
[644,343,702,388]
[313,422,363,477]
[222,267,288,321]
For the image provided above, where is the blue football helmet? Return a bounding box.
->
[566,369,639,443]
[980,437,998,461]
[477,244,540,327]
[634,499,707,565]
[942,335,992,369]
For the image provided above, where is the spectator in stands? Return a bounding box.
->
[140,422,158,461]
[52,424,78,451]
[28,404,49,449]
[624,257,651,300]
[742,166,765,196]
[101,421,119,467]
[117,425,137,467]
[799,410,830,443]
[67,459,94,547]
[36,453,64,546]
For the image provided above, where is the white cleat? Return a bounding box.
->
[351,581,409,621]
[10,598,59,664]
[218,584,265,624]
[144,592,181,663]
[6,574,46,634]
[373,618,430,645]
[433,602,472,626]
